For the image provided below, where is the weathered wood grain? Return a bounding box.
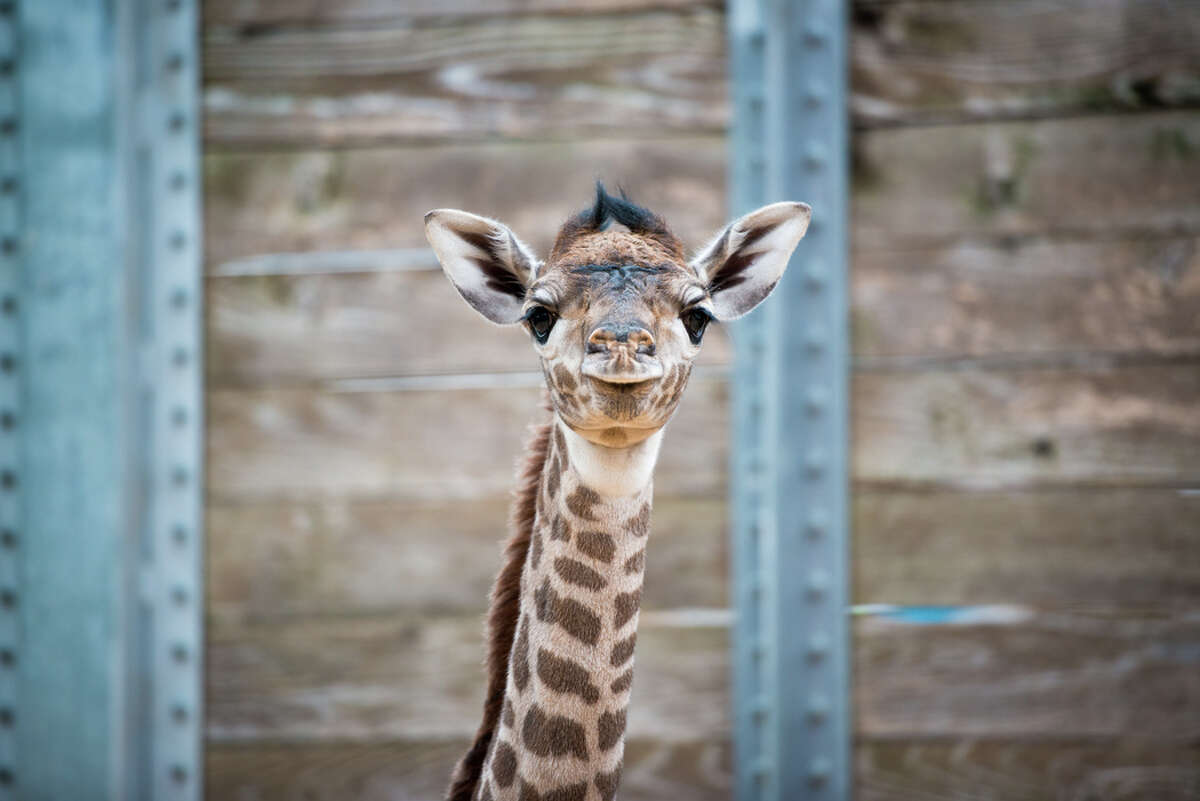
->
[202,1,1200,145]
[206,495,728,626]
[853,110,1200,249]
[853,235,1200,361]
[206,737,1200,801]
[203,0,718,27]
[854,363,1200,489]
[855,488,1200,607]
[202,114,1200,267]
[856,609,1200,739]
[856,740,1200,801]
[206,614,731,741]
[205,268,733,386]
[206,378,729,502]
[853,0,1200,126]
[206,609,1200,741]
[208,363,1199,503]
[208,486,1198,627]
[203,9,726,147]
[203,137,726,268]
[205,738,732,801]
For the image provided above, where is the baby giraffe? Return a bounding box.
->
[425,185,811,801]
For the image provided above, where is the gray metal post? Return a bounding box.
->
[729,1,850,799]
[9,1,204,799]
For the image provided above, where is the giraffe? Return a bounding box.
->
[425,184,811,801]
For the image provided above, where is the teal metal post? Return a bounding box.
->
[9,1,204,799]
[729,1,850,799]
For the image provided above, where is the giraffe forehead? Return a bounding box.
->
[536,232,697,308]
[546,231,684,273]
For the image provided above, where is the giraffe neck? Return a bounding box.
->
[476,421,661,801]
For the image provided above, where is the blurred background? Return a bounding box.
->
[200,1,1199,799]
[7,0,1198,800]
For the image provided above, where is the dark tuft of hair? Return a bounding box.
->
[551,182,681,259]
[585,181,663,233]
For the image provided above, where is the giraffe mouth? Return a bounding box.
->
[580,354,664,385]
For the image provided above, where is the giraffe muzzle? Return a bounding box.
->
[582,323,664,385]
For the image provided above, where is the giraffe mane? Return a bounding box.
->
[445,405,553,801]
[549,181,683,262]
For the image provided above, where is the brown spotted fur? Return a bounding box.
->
[446,415,552,801]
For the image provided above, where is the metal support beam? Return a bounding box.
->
[9,1,204,798]
[729,1,850,799]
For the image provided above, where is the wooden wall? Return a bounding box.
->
[202,1,1200,798]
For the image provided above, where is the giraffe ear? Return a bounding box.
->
[690,201,811,320]
[424,209,541,324]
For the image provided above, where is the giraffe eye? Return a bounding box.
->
[681,308,712,345]
[524,305,557,343]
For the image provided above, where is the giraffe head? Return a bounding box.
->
[425,184,811,448]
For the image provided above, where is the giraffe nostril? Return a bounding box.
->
[589,323,655,356]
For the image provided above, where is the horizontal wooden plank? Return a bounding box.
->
[856,608,1200,738]
[203,137,725,269]
[856,739,1200,801]
[206,495,728,626]
[206,737,1200,801]
[203,1,1200,146]
[853,111,1200,249]
[853,234,1200,361]
[203,0,716,26]
[206,609,1200,741]
[206,738,732,801]
[206,378,729,502]
[205,269,733,386]
[853,0,1200,126]
[203,9,726,147]
[206,614,730,741]
[208,486,1198,627]
[208,363,1200,503]
[855,488,1200,607]
[854,363,1200,488]
[203,114,1200,268]
[207,233,1198,385]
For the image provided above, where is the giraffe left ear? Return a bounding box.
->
[691,201,811,320]
[424,209,541,324]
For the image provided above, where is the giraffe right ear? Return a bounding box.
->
[424,209,541,324]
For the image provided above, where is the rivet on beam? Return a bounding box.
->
[806,509,828,538]
[804,143,826,170]
[804,386,827,416]
[807,695,829,724]
[804,262,826,291]
[808,756,831,785]
[803,22,827,47]
[804,82,825,108]
[807,632,829,661]
[804,449,825,478]
[807,569,828,599]
[751,696,769,723]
